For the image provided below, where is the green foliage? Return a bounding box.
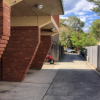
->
[71,32,97,49]
[59,19,66,27]
[71,32,82,48]
[87,0,100,16]
[60,15,85,31]
[89,19,100,41]
[66,15,85,32]
[59,31,68,47]
[59,15,85,48]
[59,15,97,48]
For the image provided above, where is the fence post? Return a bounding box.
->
[97,46,100,71]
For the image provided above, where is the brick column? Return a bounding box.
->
[0,1,11,81]
[30,36,52,70]
[2,26,40,82]
[52,15,59,27]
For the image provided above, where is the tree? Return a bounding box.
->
[71,32,97,49]
[89,19,100,41]
[66,15,85,32]
[87,0,100,16]
[59,15,85,48]
[66,15,85,53]
[59,31,68,47]
[59,19,66,27]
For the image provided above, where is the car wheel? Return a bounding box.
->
[50,60,54,64]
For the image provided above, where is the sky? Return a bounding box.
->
[60,0,99,32]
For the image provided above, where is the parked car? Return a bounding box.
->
[64,48,67,52]
[64,48,75,53]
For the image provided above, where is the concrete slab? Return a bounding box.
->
[0,82,20,97]
[0,83,50,100]
[23,69,58,84]
[54,63,91,69]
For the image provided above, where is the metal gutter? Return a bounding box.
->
[60,0,64,15]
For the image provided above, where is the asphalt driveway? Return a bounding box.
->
[43,53,100,100]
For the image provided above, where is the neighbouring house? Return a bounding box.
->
[0,0,64,82]
[59,25,71,47]
[59,25,70,33]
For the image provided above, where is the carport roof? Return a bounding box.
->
[3,0,64,16]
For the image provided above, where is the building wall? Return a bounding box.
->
[53,15,59,27]
[30,36,52,69]
[0,1,11,81]
[2,26,40,82]
[0,1,60,81]
[50,44,59,62]
[50,34,64,62]
[50,34,59,61]
[52,34,59,44]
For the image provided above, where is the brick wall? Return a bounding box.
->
[53,15,59,27]
[0,1,11,81]
[2,26,40,82]
[0,59,1,81]
[30,36,52,69]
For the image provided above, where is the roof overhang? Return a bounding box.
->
[3,0,64,16]
[4,0,64,36]
[11,16,59,36]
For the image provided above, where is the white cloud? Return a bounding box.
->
[88,17,95,20]
[83,27,89,32]
[75,12,86,16]
[78,16,87,22]
[60,15,68,19]
[93,14,97,16]
[60,0,98,33]
[90,21,93,23]
[82,23,90,32]
[63,0,96,15]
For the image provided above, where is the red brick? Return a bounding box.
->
[53,15,59,27]
[0,51,3,54]
[30,36,52,69]
[2,26,40,82]
[0,43,6,47]
[0,39,8,44]
[0,1,11,81]
[0,48,5,51]
[1,35,9,40]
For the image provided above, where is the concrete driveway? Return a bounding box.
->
[0,53,100,100]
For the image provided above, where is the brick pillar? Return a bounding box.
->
[30,36,52,70]
[2,26,40,82]
[0,1,11,81]
[0,59,1,81]
[52,15,59,27]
